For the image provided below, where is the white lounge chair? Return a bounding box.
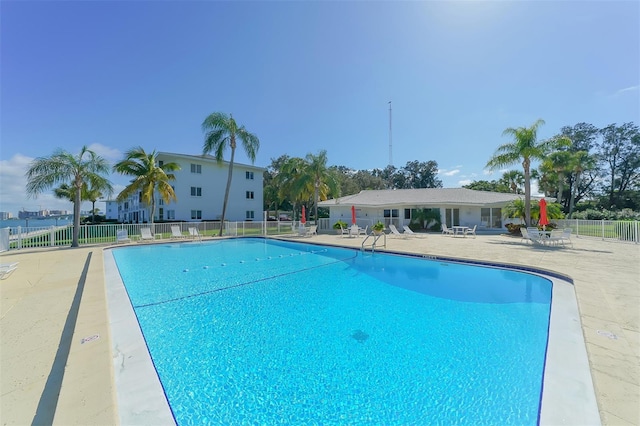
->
[188,227,202,241]
[388,224,404,237]
[139,227,159,241]
[170,225,187,239]
[402,225,420,237]
[520,227,533,244]
[0,262,18,280]
[464,225,477,238]
[116,229,131,244]
[339,224,350,238]
[304,225,317,237]
[442,224,454,236]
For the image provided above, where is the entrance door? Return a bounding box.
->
[445,208,460,227]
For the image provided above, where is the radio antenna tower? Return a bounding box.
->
[388,101,393,166]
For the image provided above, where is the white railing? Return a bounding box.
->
[5,220,308,250]
[555,219,639,244]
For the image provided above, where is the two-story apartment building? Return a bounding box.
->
[110,152,264,223]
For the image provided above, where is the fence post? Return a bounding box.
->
[17,226,22,250]
[635,220,638,244]
[601,219,605,240]
[50,226,55,247]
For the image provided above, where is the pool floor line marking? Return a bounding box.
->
[132,252,359,309]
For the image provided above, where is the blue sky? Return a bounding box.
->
[1,1,638,215]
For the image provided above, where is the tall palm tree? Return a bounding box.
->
[568,151,596,218]
[113,147,180,227]
[26,146,112,247]
[486,119,570,226]
[278,156,308,221]
[202,112,260,236]
[301,151,341,222]
[545,151,573,209]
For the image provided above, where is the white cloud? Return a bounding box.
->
[614,85,639,96]
[458,179,472,186]
[443,169,460,177]
[87,143,122,162]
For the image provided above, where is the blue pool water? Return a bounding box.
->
[112,238,552,425]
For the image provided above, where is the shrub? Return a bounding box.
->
[333,220,348,230]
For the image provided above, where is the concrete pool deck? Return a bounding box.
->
[1,233,638,424]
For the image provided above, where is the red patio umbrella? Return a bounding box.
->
[300,205,306,225]
[351,205,357,225]
[539,198,549,230]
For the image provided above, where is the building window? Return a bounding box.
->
[191,187,202,197]
[246,191,254,199]
[404,209,411,220]
[384,209,399,218]
[158,160,164,167]
[190,164,202,174]
[167,210,175,220]
[191,210,202,220]
[158,208,164,220]
[246,171,254,180]
[246,210,255,219]
[158,199,164,206]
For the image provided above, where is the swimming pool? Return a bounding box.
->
[105,239,599,424]
[105,238,598,425]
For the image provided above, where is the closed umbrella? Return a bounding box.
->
[351,205,357,225]
[301,206,306,225]
[539,198,549,230]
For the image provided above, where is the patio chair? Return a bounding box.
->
[526,227,547,245]
[402,225,419,237]
[140,227,159,241]
[339,224,350,238]
[555,228,573,247]
[358,225,368,236]
[388,224,404,237]
[0,262,18,280]
[116,229,131,244]
[170,225,187,239]
[441,224,454,236]
[188,227,202,241]
[464,225,477,238]
[520,227,533,244]
[304,225,317,237]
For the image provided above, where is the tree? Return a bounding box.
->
[202,112,259,236]
[294,151,340,222]
[463,180,510,193]
[26,146,112,247]
[568,151,596,218]
[113,147,180,227]
[54,182,111,224]
[503,198,564,225]
[499,170,524,194]
[544,151,573,209]
[598,123,640,209]
[403,160,443,188]
[486,119,570,226]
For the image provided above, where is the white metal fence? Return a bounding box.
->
[555,219,639,244]
[3,221,307,250]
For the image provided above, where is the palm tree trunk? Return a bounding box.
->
[149,194,155,228]
[219,148,236,237]
[91,200,96,224]
[314,182,319,225]
[523,160,531,227]
[72,183,81,247]
[568,172,581,219]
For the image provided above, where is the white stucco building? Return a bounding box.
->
[112,152,264,223]
[319,188,543,231]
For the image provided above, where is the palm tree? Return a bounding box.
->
[113,147,180,227]
[545,151,573,209]
[278,156,309,221]
[486,119,570,226]
[202,112,260,236]
[26,146,112,247]
[54,182,112,224]
[501,170,525,194]
[297,151,340,222]
[567,151,596,218]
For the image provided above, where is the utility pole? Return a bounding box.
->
[388,101,393,166]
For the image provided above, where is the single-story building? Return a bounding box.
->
[318,188,543,231]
